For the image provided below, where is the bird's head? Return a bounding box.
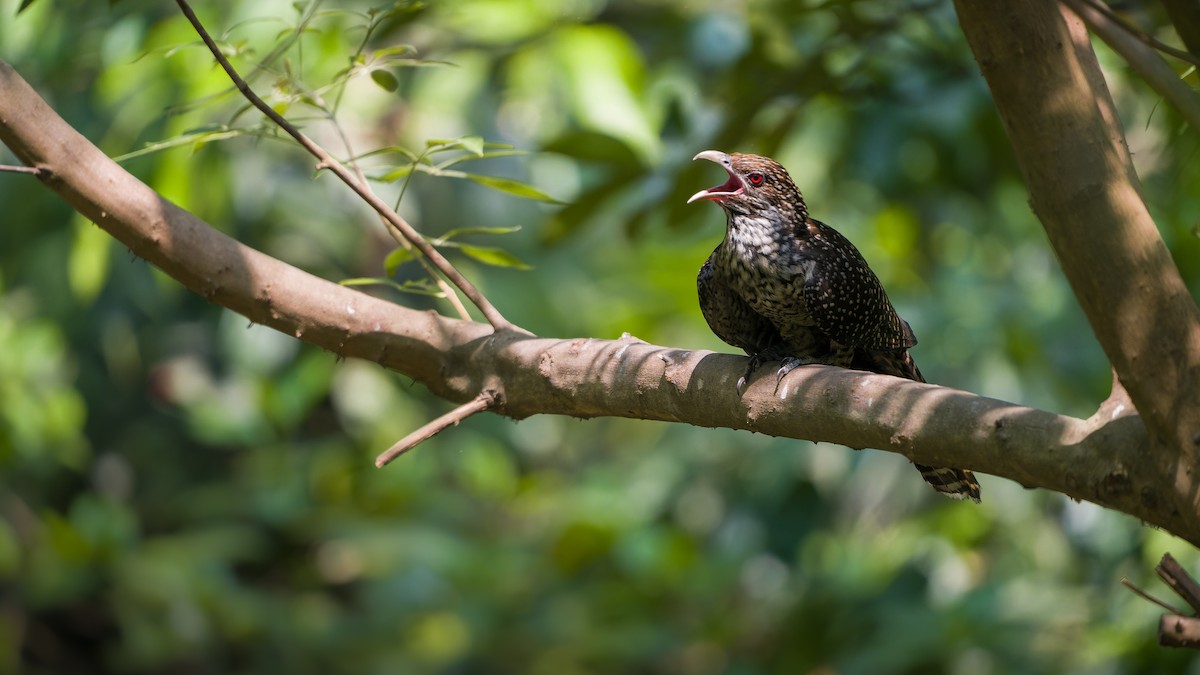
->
[687,150,806,220]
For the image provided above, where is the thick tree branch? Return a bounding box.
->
[954,0,1200,531]
[0,58,1194,542]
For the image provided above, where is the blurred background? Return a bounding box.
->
[2,0,1200,673]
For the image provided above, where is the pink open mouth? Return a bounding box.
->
[687,151,743,203]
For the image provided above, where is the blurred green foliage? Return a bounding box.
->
[2,0,1200,673]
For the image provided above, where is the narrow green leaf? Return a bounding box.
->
[384,247,418,275]
[464,174,563,203]
[372,45,417,60]
[340,277,445,297]
[458,135,484,157]
[435,226,522,242]
[376,166,415,182]
[353,145,420,162]
[457,245,532,270]
[436,149,527,170]
[112,128,253,163]
[370,70,399,92]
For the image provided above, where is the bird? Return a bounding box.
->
[687,150,981,503]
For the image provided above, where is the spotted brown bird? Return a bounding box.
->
[688,150,981,502]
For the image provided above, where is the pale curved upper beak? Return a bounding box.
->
[692,150,730,165]
[687,150,740,204]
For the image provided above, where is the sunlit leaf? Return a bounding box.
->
[372,45,417,60]
[435,149,527,170]
[458,135,484,157]
[339,277,445,297]
[424,137,486,157]
[112,127,258,162]
[463,174,563,203]
[353,145,420,162]
[436,226,521,242]
[457,244,531,270]
[376,166,415,182]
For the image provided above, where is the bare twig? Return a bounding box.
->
[1064,0,1200,134]
[375,391,497,467]
[1073,0,1200,69]
[0,164,40,174]
[174,0,514,332]
[1121,577,1187,615]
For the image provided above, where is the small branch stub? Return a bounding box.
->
[1156,553,1200,615]
[1160,615,1200,649]
[375,391,497,467]
[1125,553,1200,650]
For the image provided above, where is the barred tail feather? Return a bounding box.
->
[914,464,982,503]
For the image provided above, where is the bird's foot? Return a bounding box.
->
[736,354,767,396]
[737,351,821,395]
[773,356,818,394]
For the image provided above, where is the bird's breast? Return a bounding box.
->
[718,225,816,330]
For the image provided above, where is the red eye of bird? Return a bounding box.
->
[748,172,764,186]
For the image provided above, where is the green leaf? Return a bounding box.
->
[384,247,418,275]
[464,174,563,203]
[372,45,417,61]
[435,149,527,170]
[353,145,420,162]
[424,136,484,155]
[112,127,255,163]
[339,277,445,297]
[457,245,531,270]
[370,70,399,92]
[435,226,522,242]
[458,135,484,157]
[376,166,415,182]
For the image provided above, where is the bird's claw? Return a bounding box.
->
[772,356,816,394]
[736,375,750,396]
[737,352,818,395]
[736,354,765,396]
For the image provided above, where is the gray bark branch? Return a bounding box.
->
[0,54,1191,543]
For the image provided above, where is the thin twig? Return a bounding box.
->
[1074,0,1200,69]
[0,164,40,174]
[174,0,513,332]
[1122,577,1187,615]
[375,391,497,467]
[336,132,473,321]
[1065,0,1200,134]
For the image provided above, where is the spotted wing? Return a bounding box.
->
[800,219,916,351]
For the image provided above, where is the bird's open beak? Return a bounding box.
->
[687,150,743,204]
